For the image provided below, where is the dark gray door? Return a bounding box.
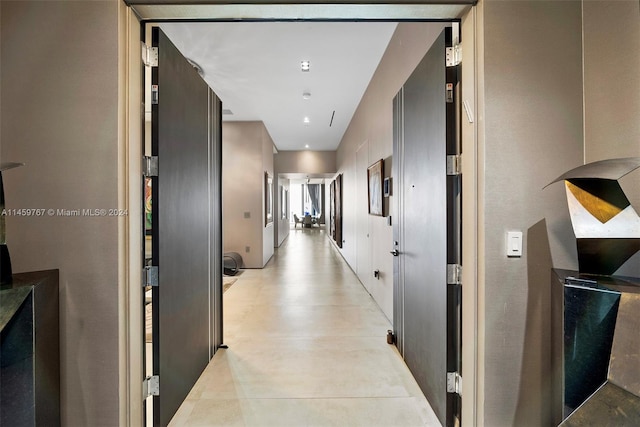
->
[150,27,223,426]
[392,28,461,426]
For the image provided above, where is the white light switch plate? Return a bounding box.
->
[507,231,523,257]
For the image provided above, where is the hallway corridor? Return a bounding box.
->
[170,229,440,426]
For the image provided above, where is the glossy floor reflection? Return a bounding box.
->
[170,227,440,426]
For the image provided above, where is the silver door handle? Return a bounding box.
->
[390,249,399,256]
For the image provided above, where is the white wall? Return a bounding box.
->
[223,121,274,268]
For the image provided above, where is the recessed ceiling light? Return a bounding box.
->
[300,61,310,72]
[302,91,311,100]
[303,117,310,124]
[305,144,310,148]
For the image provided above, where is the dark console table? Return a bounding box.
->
[551,269,640,426]
[1,270,60,426]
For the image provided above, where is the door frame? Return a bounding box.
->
[119,3,481,426]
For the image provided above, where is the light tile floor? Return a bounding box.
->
[169,227,440,426]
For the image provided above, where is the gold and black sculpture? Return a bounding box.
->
[547,157,640,275]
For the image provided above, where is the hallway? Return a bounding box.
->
[169,228,440,426]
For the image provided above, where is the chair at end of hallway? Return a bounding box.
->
[303,214,313,228]
[293,214,302,228]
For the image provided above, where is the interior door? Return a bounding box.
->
[392,27,461,426]
[149,27,223,426]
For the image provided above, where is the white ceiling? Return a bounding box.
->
[160,22,397,152]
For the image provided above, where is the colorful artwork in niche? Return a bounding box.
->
[145,178,152,232]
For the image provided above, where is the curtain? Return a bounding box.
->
[307,184,321,215]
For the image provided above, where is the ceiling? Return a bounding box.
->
[160,22,397,152]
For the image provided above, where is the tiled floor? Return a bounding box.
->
[169,227,440,426]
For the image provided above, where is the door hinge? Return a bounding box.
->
[143,265,159,287]
[143,156,158,177]
[446,155,462,176]
[143,375,159,398]
[446,45,461,67]
[447,263,462,285]
[142,44,158,67]
[447,372,462,395]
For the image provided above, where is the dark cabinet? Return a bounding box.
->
[551,269,640,426]
[1,270,60,426]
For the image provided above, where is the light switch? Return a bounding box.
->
[507,231,523,257]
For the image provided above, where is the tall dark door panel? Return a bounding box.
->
[393,28,461,426]
[151,27,222,426]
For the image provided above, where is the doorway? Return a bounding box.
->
[142,26,223,426]
[392,26,462,426]
[127,6,479,426]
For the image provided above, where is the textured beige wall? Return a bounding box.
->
[583,0,640,277]
[222,121,274,268]
[481,1,583,425]
[274,150,336,174]
[583,1,640,164]
[0,1,120,425]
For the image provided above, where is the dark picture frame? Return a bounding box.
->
[367,159,384,216]
[335,174,343,248]
[265,172,273,226]
[330,180,335,240]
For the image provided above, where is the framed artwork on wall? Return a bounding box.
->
[330,180,335,240]
[265,172,273,226]
[367,159,384,216]
[335,174,343,248]
[144,177,153,234]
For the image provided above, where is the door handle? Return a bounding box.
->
[390,249,400,256]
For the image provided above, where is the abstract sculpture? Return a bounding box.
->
[547,157,640,425]
[546,157,640,275]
